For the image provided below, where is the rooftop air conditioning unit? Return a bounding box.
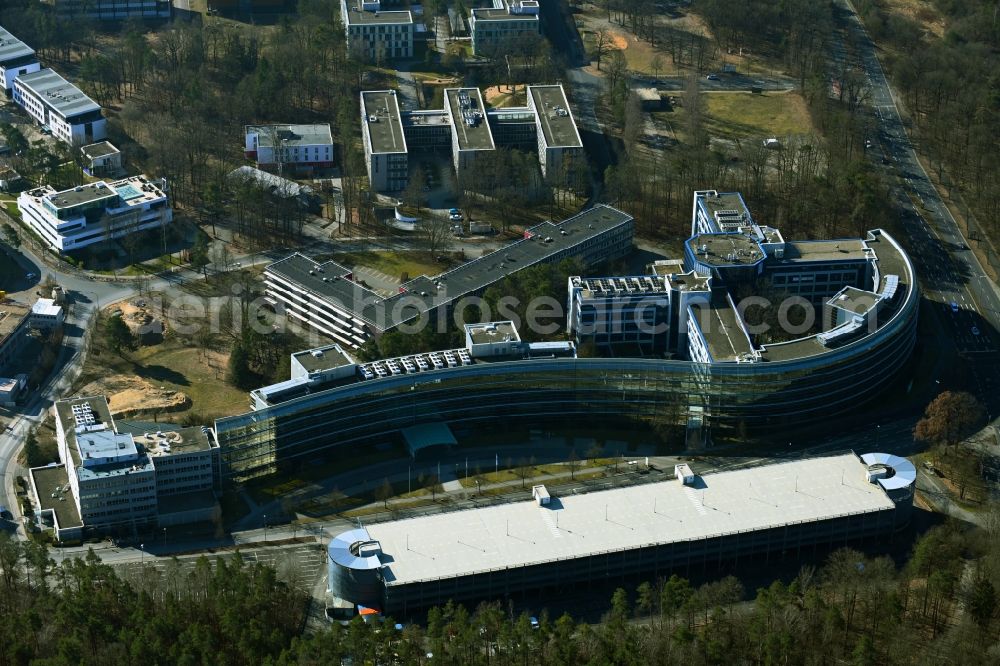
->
[369,115,378,122]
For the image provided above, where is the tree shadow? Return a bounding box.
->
[137,364,190,386]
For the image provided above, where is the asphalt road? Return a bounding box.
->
[830,0,1000,401]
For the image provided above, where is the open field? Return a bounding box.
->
[329,250,448,282]
[702,91,815,140]
[77,336,247,423]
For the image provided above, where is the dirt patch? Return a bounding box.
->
[483,85,513,103]
[109,298,165,344]
[79,374,190,419]
[608,31,629,51]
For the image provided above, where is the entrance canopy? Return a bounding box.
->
[401,423,457,457]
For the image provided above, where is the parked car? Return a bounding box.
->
[971,326,981,337]
[449,213,463,222]
[706,73,719,81]
[950,301,959,313]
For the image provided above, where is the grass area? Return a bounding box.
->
[330,250,448,282]
[77,337,247,423]
[702,91,815,140]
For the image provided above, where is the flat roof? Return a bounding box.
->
[15,68,100,120]
[529,85,582,148]
[80,141,119,160]
[362,90,408,155]
[446,88,495,152]
[365,453,896,587]
[0,301,31,344]
[572,275,670,299]
[666,272,711,292]
[30,464,82,529]
[246,124,333,148]
[696,191,752,225]
[31,299,61,317]
[344,2,413,24]
[467,321,520,345]
[472,6,539,20]
[37,182,118,209]
[0,26,35,65]
[828,286,880,315]
[780,239,871,263]
[269,205,633,332]
[691,292,754,361]
[688,233,765,266]
[293,344,355,373]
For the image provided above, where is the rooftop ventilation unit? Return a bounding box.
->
[369,115,378,122]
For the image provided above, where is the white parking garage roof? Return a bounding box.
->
[366,453,897,588]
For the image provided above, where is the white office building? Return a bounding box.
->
[0,26,40,94]
[361,90,409,192]
[29,396,221,541]
[340,0,414,61]
[244,124,334,171]
[527,84,584,178]
[43,0,172,20]
[469,0,541,55]
[13,68,106,146]
[18,175,172,253]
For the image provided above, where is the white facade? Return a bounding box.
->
[13,69,106,146]
[244,124,334,170]
[0,26,40,93]
[81,141,123,177]
[341,0,415,61]
[470,0,541,55]
[30,298,64,328]
[18,176,172,253]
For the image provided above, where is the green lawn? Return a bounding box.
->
[702,91,815,140]
[330,250,448,282]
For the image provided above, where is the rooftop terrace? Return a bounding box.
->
[529,85,583,148]
[362,91,407,155]
[688,233,765,266]
[446,88,495,151]
[365,453,896,588]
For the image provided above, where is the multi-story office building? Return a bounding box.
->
[42,0,171,20]
[340,0,414,61]
[18,175,172,253]
[0,300,33,374]
[244,124,334,172]
[361,84,581,192]
[13,68,106,146]
[29,396,221,541]
[0,26,40,95]
[263,205,634,350]
[445,88,495,176]
[361,90,410,191]
[469,0,541,55]
[567,275,676,353]
[218,192,917,480]
[527,84,584,179]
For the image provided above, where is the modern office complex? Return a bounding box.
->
[340,0,414,61]
[262,204,633,350]
[569,190,913,365]
[0,26,40,94]
[217,190,916,480]
[361,84,582,192]
[327,453,914,614]
[0,300,33,373]
[29,396,221,541]
[13,68,106,146]
[42,0,172,20]
[18,175,172,253]
[469,0,541,55]
[244,124,334,172]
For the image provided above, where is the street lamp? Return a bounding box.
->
[140,543,144,567]
[875,424,881,449]
[263,514,267,543]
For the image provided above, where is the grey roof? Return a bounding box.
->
[15,69,100,120]
[529,85,582,148]
[467,321,520,344]
[30,464,82,529]
[472,6,539,21]
[696,191,752,225]
[363,453,897,588]
[269,205,634,332]
[691,292,754,361]
[343,2,412,24]
[80,141,120,160]
[446,88,495,151]
[779,239,871,263]
[34,182,118,209]
[245,124,333,148]
[362,91,408,155]
[293,344,355,372]
[0,26,35,66]
[688,233,765,266]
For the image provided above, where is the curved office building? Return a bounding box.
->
[215,193,918,481]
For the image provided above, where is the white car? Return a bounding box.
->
[449,213,463,222]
